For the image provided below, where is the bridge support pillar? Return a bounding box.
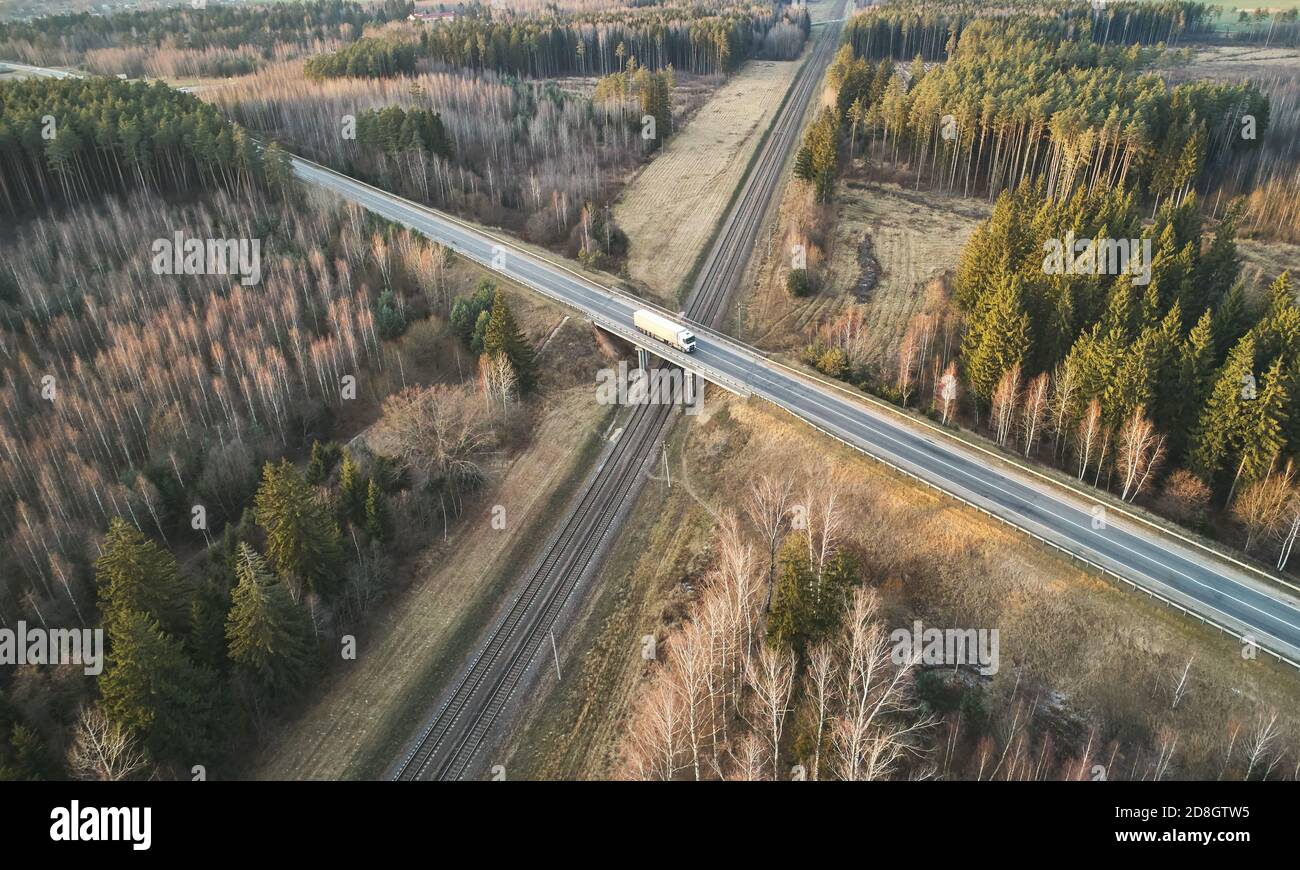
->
[636,346,650,373]
[683,370,697,408]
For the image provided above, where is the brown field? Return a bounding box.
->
[1160,44,1300,82]
[741,173,987,365]
[612,0,841,304]
[614,58,807,303]
[1239,236,1300,294]
[506,391,1300,780]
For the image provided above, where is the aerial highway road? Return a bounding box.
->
[387,5,849,778]
[292,155,1300,669]
[0,60,81,79]
[12,47,1299,727]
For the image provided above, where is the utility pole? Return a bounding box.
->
[550,630,561,682]
[662,441,671,488]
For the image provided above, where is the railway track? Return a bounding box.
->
[391,2,847,780]
[392,399,676,780]
[689,1,848,327]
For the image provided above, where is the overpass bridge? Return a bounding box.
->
[292,157,751,401]
[292,154,1300,671]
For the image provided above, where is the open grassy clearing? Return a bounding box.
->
[1203,3,1300,32]
[740,171,987,363]
[613,0,841,304]
[507,391,1300,779]
[1239,236,1300,292]
[1159,43,1300,81]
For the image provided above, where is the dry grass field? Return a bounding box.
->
[1239,236,1300,293]
[613,0,841,304]
[614,58,806,303]
[741,173,987,365]
[506,391,1300,780]
[1160,44,1300,83]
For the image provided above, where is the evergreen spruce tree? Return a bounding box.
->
[962,275,1031,404]
[6,723,59,781]
[95,517,191,636]
[226,544,313,691]
[1212,281,1249,364]
[483,292,538,392]
[1254,271,1300,365]
[954,190,1031,311]
[99,609,222,767]
[1235,355,1289,490]
[1189,334,1256,483]
[793,144,814,182]
[306,440,338,486]
[254,459,344,597]
[1170,308,1217,460]
[364,479,395,543]
[767,536,857,657]
[337,451,366,526]
[1192,202,1242,316]
[1102,328,1159,430]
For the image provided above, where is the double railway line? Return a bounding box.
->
[392,401,675,780]
[689,2,848,326]
[391,3,848,780]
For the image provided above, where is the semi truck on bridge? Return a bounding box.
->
[633,309,697,353]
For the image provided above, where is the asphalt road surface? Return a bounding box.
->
[293,156,1300,668]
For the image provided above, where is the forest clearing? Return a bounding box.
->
[740,172,987,361]
[614,0,836,301]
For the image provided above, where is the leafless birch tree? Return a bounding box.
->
[1076,398,1103,481]
[806,641,836,781]
[989,363,1021,447]
[66,705,149,781]
[831,587,928,781]
[746,643,795,780]
[1019,371,1050,457]
[744,470,793,603]
[1116,407,1166,502]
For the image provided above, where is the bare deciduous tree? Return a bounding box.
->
[1076,398,1103,482]
[670,618,712,782]
[66,705,149,781]
[1276,488,1300,570]
[744,470,793,605]
[1244,709,1281,780]
[1171,656,1194,710]
[896,319,922,407]
[478,351,517,413]
[1049,361,1079,458]
[800,464,846,593]
[624,669,682,781]
[746,643,795,780]
[832,587,929,781]
[727,732,767,782]
[371,383,493,515]
[1116,407,1166,502]
[989,363,1021,447]
[806,641,836,781]
[934,361,960,425]
[1232,465,1293,552]
[1019,371,1050,457]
